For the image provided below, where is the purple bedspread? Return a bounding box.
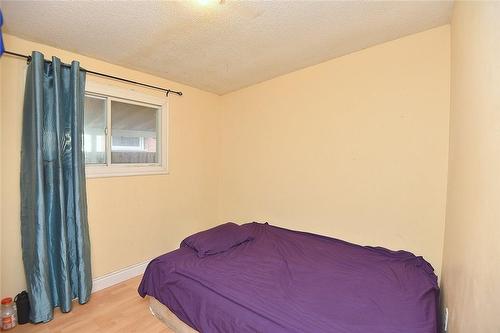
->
[139,222,439,333]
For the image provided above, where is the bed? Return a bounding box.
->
[138,222,439,333]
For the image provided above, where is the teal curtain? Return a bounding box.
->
[0,9,4,55]
[20,51,92,323]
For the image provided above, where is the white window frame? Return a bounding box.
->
[84,80,169,178]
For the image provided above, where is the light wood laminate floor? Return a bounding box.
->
[14,276,172,333]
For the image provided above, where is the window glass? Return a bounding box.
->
[83,84,167,177]
[110,100,158,164]
[84,96,106,164]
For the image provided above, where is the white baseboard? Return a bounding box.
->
[92,258,152,293]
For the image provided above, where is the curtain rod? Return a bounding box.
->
[3,50,183,97]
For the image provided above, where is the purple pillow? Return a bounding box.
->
[181,223,253,258]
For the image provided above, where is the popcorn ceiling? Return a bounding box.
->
[2,1,452,95]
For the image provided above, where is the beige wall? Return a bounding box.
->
[1,34,220,296]
[441,2,500,332]
[2,26,452,298]
[218,26,450,276]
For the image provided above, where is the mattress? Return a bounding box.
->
[139,222,439,333]
[149,296,199,333]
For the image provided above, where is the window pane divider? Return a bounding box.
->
[105,97,112,166]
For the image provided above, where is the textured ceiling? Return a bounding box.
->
[1,1,453,95]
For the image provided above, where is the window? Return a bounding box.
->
[84,81,168,178]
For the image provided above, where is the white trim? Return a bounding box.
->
[86,164,167,178]
[92,258,152,293]
[86,80,166,106]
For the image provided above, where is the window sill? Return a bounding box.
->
[85,165,168,178]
